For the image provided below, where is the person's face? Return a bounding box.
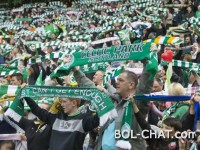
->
[179,34,184,41]
[93,71,103,85]
[18,61,24,69]
[89,24,95,28]
[161,75,166,83]
[157,68,165,78]
[183,54,192,62]
[60,98,76,114]
[52,34,56,39]
[9,51,15,58]
[185,37,190,44]
[28,67,34,76]
[112,40,120,46]
[143,29,147,34]
[116,72,135,97]
[10,76,21,85]
[161,124,176,138]
[0,78,8,85]
[47,46,54,53]
[189,72,196,83]
[187,7,192,12]
[158,102,166,111]
[193,92,200,102]
[153,80,162,92]
[10,39,15,45]
[114,23,121,29]
[192,43,198,52]
[0,142,14,150]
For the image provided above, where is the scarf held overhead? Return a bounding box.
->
[19,86,115,118]
[57,42,151,75]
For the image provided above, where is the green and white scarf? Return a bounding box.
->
[116,100,133,150]
[55,42,151,76]
[0,85,21,98]
[19,86,117,126]
[0,70,20,77]
[161,60,200,69]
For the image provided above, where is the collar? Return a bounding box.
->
[68,110,80,117]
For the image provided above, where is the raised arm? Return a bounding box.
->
[72,67,96,88]
[135,59,154,116]
[23,97,56,126]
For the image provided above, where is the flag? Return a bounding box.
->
[146,51,158,80]
[44,24,60,37]
[21,68,28,83]
[35,71,44,86]
[118,30,130,42]
[0,85,21,98]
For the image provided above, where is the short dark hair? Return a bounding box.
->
[123,70,138,88]
[154,77,163,86]
[11,73,23,84]
[163,117,182,131]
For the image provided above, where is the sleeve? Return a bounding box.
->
[135,111,153,145]
[136,60,154,116]
[5,109,34,132]
[82,114,99,132]
[73,70,96,88]
[23,97,57,126]
[150,104,163,117]
[135,111,151,131]
[46,66,52,76]
[18,117,35,132]
[104,82,116,95]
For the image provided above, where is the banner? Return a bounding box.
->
[19,86,115,117]
[56,42,151,76]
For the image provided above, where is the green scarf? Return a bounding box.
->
[162,102,188,120]
[116,100,133,149]
[19,86,117,126]
[56,42,151,76]
[146,51,158,80]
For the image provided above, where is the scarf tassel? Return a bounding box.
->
[100,109,118,126]
[116,140,132,150]
[4,108,22,123]
[3,114,24,133]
